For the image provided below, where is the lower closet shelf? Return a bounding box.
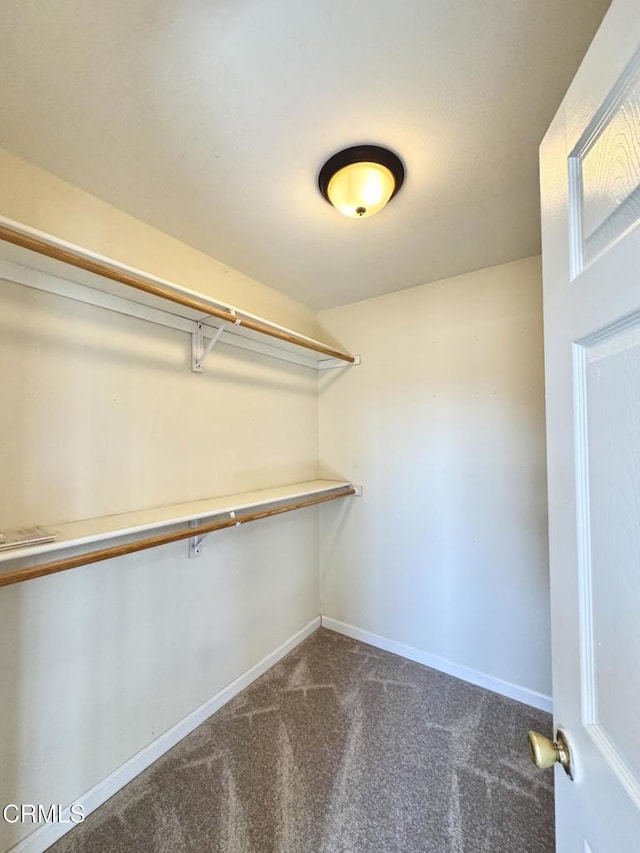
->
[0,480,356,588]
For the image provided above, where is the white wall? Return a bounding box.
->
[318,257,552,700]
[0,151,321,852]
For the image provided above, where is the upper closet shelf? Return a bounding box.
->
[0,217,359,371]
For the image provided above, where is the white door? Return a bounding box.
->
[540,0,640,849]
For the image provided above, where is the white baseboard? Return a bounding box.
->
[321,616,553,714]
[9,616,321,853]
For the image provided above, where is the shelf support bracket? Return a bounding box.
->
[192,323,224,372]
[188,519,205,558]
[191,311,243,372]
[188,511,241,558]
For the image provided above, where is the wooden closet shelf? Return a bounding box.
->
[0,217,359,370]
[0,480,358,587]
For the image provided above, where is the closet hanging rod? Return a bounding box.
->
[0,486,356,588]
[0,220,355,364]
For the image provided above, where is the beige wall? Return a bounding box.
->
[0,147,320,337]
[318,257,552,699]
[0,151,321,852]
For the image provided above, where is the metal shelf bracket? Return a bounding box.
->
[191,313,242,372]
[188,510,241,557]
[188,519,205,558]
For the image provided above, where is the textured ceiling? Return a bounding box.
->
[0,0,610,309]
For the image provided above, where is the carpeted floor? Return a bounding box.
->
[48,628,554,852]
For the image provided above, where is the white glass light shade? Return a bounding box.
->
[326,161,396,218]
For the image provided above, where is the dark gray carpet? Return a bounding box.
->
[48,628,554,852]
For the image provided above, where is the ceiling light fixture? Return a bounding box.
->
[318,144,405,219]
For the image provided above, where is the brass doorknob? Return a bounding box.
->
[528,729,572,778]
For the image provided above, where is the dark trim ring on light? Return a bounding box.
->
[318,144,405,217]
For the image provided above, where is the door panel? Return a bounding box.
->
[569,50,640,272]
[540,0,640,849]
[575,318,640,805]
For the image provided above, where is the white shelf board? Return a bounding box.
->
[0,480,353,565]
[0,217,357,370]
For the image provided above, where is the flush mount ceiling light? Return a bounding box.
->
[318,144,405,219]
